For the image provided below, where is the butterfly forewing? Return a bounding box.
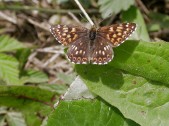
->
[91,36,113,64]
[67,36,90,64]
[50,25,87,46]
[98,23,136,47]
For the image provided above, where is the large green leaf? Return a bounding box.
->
[0,35,25,52]
[110,40,169,85]
[75,66,169,126]
[98,0,135,18]
[75,40,169,125]
[0,53,20,85]
[47,99,139,126]
[122,6,150,41]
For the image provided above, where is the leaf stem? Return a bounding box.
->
[74,0,94,26]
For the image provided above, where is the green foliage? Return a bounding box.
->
[47,99,139,126]
[98,0,135,18]
[0,35,26,85]
[0,35,25,53]
[0,35,49,85]
[0,53,20,85]
[0,85,67,126]
[75,63,169,125]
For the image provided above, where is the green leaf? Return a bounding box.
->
[0,53,20,85]
[122,6,150,41]
[0,35,25,52]
[98,0,135,18]
[0,85,64,126]
[75,65,169,126]
[20,69,48,84]
[75,40,169,125]
[110,40,169,85]
[47,99,139,126]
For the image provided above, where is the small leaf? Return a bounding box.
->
[0,53,20,85]
[47,99,139,126]
[98,0,135,18]
[0,35,25,52]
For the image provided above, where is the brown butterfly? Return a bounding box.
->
[50,23,136,65]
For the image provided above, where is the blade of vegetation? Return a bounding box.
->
[47,99,139,126]
[75,65,169,126]
[98,0,135,18]
[122,6,150,41]
[0,53,20,85]
[0,35,25,52]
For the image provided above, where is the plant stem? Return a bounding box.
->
[0,5,98,14]
[74,0,94,26]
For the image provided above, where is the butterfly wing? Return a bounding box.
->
[98,23,136,47]
[50,25,88,46]
[91,36,113,65]
[67,36,90,64]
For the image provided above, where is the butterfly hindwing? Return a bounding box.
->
[91,36,113,64]
[98,23,136,47]
[67,36,90,64]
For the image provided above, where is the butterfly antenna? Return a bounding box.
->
[98,13,113,26]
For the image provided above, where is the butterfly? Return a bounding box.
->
[50,23,136,65]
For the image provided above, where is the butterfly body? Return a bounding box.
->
[50,23,136,65]
[89,27,97,40]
